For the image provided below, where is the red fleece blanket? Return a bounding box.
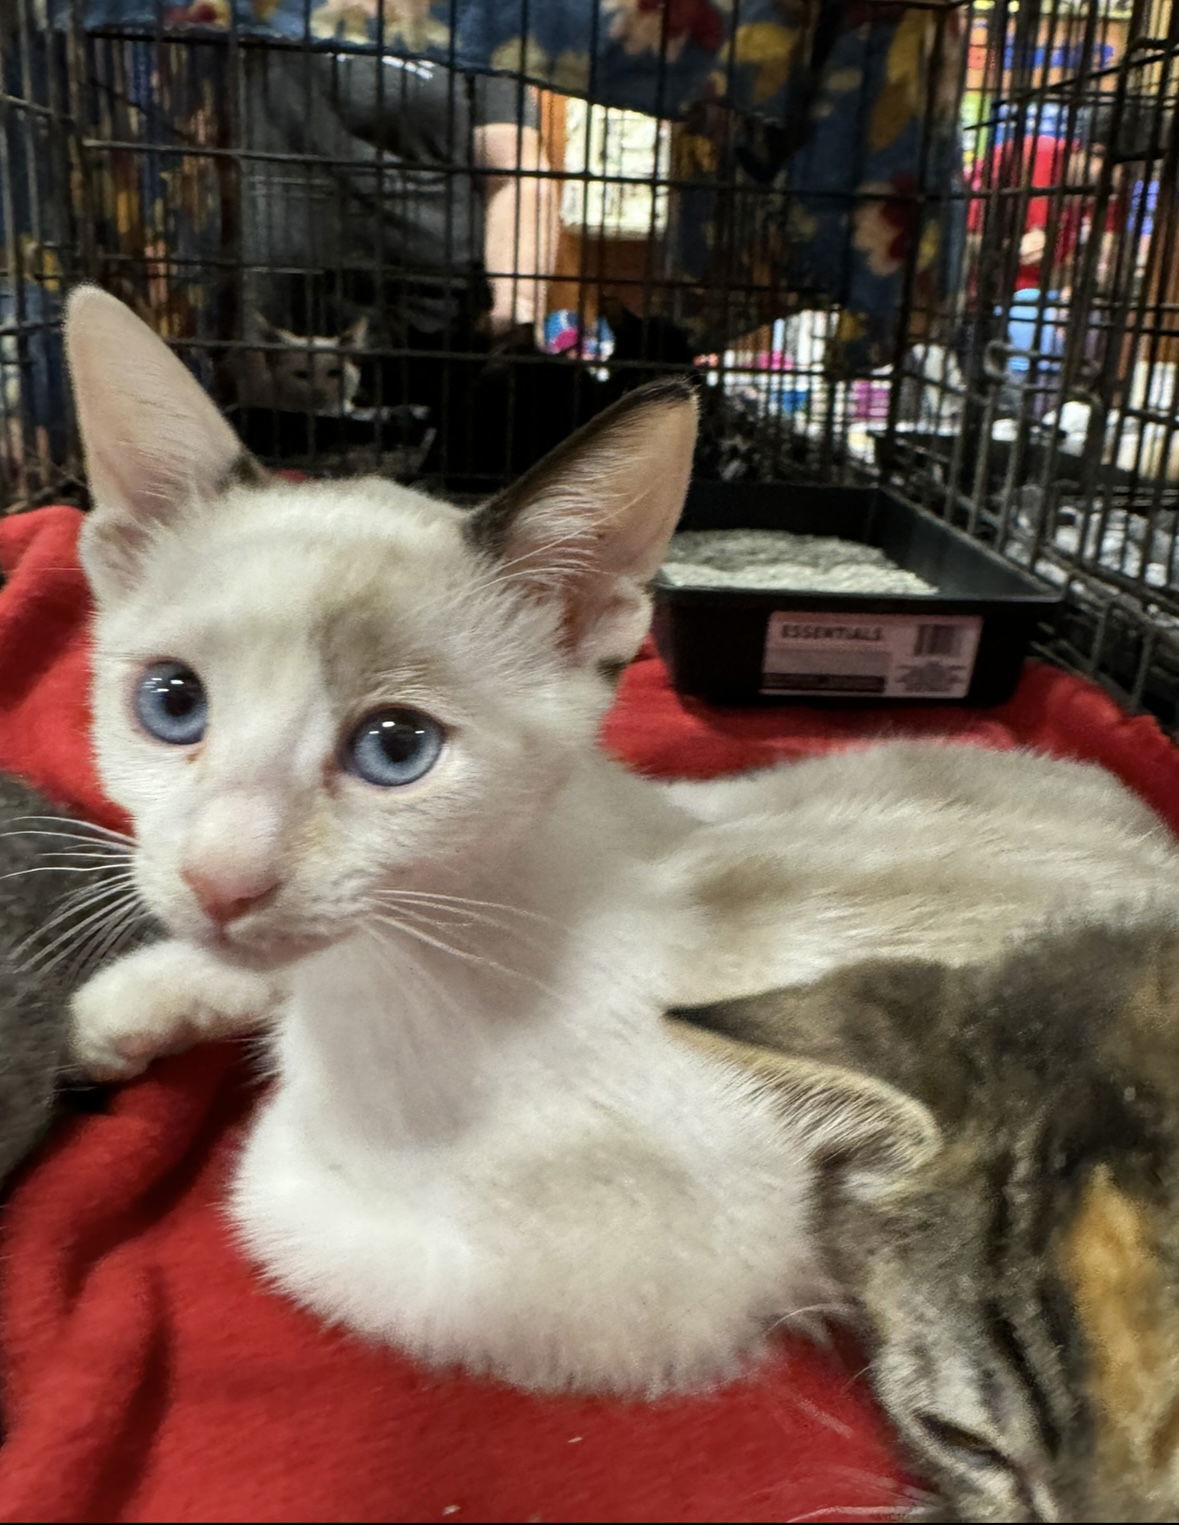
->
[0,506,1177,1525]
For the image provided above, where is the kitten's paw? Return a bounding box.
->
[70,940,279,1081]
[69,973,201,1080]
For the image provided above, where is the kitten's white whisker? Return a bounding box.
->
[375,889,553,926]
[7,814,134,845]
[66,892,147,970]
[81,900,151,980]
[43,865,135,897]
[786,1508,903,1523]
[14,875,136,952]
[373,893,551,949]
[376,888,555,927]
[369,912,554,997]
[366,925,469,1019]
[764,1301,847,1335]
[825,1468,929,1505]
[27,882,143,962]
[0,829,132,856]
[0,864,133,881]
[0,828,127,845]
[36,849,131,863]
[369,894,641,1005]
[370,911,520,978]
[17,883,143,973]
[370,902,482,938]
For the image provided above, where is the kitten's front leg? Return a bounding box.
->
[70,940,281,1081]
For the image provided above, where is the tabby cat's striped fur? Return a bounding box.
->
[675,918,1179,1523]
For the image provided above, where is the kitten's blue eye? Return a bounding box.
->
[345,708,444,787]
[135,661,208,745]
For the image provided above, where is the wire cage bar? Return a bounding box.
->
[895,0,1179,731]
[4,1,1179,734]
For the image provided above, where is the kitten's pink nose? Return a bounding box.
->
[181,867,279,927]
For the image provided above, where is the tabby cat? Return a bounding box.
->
[675,918,1179,1522]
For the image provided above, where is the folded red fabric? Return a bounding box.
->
[0,506,1174,1525]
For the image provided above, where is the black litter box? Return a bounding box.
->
[653,484,1063,706]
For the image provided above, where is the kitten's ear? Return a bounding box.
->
[465,379,698,670]
[251,311,285,344]
[671,1021,941,1190]
[775,1052,941,1191]
[341,316,369,349]
[66,285,255,601]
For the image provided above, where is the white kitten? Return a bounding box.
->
[65,286,868,1396]
[64,286,1179,1397]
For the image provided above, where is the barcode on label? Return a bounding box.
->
[761,610,983,699]
[915,624,965,657]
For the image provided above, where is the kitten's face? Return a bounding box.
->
[87,482,592,967]
[268,341,361,414]
[260,321,364,415]
[67,287,697,970]
[836,1143,1179,1523]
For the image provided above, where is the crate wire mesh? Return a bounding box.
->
[895,0,1179,731]
[0,3,73,507]
[5,1,962,497]
[3,1,1179,731]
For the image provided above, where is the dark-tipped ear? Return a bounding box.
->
[340,315,369,349]
[251,311,285,345]
[670,1020,941,1191]
[66,285,257,602]
[464,379,698,670]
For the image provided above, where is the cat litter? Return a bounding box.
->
[661,529,937,595]
[655,484,1060,706]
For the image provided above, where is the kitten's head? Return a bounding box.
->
[66,285,696,968]
[766,928,1179,1523]
[249,313,367,415]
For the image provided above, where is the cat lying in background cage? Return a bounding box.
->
[223,313,368,418]
[674,917,1179,1523]
[222,312,437,478]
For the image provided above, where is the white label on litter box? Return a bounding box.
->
[761,611,983,698]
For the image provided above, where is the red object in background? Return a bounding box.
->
[1,507,1179,1524]
[967,136,1116,292]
